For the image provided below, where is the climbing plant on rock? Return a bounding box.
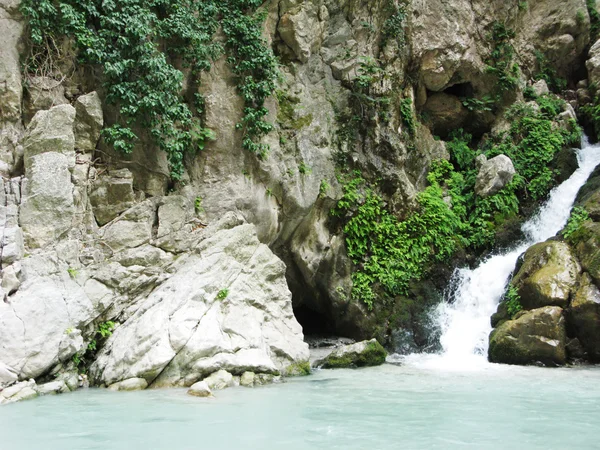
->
[21,0,278,179]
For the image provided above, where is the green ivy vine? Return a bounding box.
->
[21,0,278,179]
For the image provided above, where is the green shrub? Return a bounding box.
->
[534,50,567,93]
[216,288,229,300]
[505,284,522,317]
[563,206,591,243]
[400,97,416,136]
[21,0,277,178]
[485,22,519,93]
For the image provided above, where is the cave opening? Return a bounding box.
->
[293,304,336,337]
[442,82,474,98]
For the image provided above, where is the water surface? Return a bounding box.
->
[2,362,599,449]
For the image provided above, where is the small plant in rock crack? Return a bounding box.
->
[216,289,229,300]
[67,268,78,278]
[319,180,330,198]
[505,284,523,318]
[195,196,205,214]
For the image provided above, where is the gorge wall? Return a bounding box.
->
[0,0,599,397]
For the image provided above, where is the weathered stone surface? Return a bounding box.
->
[277,3,322,63]
[511,241,581,309]
[488,306,567,366]
[101,200,154,251]
[23,104,76,165]
[36,380,69,395]
[108,378,148,391]
[531,80,550,97]
[0,380,37,405]
[475,155,516,198]
[422,92,469,136]
[568,273,600,361]
[0,362,17,389]
[203,370,234,391]
[587,39,600,87]
[89,169,136,226]
[187,381,212,397]
[90,217,309,387]
[313,339,387,369]
[573,222,600,286]
[0,2,23,122]
[23,77,69,124]
[74,91,103,152]
[19,152,75,248]
[240,371,255,387]
[1,262,21,295]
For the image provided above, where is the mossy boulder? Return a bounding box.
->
[313,339,387,369]
[488,306,567,366]
[573,222,600,287]
[567,273,600,361]
[511,241,580,309]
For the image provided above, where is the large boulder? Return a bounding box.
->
[488,306,567,366]
[90,218,309,387]
[475,155,516,198]
[573,222,600,286]
[568,273,600,361]
[22,104,76,165]
[511,240,580,309]
[0,1,23,123]
[312,339,387,369]
[89,169,136,226]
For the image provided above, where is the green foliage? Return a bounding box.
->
[195,196,204,214]
[333,169,466,309]
[298,162,312,175]
[563,206,591,243]
[534,50,567,93]
[461,96,494,112]
[485,22,519,93]
[73,321,115,372]
[319,180,330,198]
[446,129,475,170]
[98,321,115,338]
[588,0,600,40]
[400,97,416,136]
[486,95,578,200]
[67,267,78,278]
[216,288,229,300]
[21,0,277,178]
[505,284,522,317]
[381,0,407,48]
[581,83,600,141]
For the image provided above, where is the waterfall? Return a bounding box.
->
[403,138,600,369]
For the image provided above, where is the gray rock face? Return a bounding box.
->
[532,80,550,97]
[489,306,567,366]
[23,77,69,124]
[90,219,309,388]
[312,339,387,369]
[587,39,600,87]
[74,92,103,152]
[89,169,136,226]
[203,370,234,390]
[475,155,516,198]
[22,104,76,164]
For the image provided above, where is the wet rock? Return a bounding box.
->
[203,370,234,391]
[488,306,567,366]
[36,380,69,396]
[475,155,516,198]
[240,372,255,387]
[568,273,600,361]
[512,241,581,309]
[587,39,600,87]
[313,339,387,369]
[0,380,38,405]
[108,378,148,391]
[187,381,212,397]
[573,222,600,286]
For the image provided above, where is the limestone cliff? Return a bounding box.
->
[0,0,597,398]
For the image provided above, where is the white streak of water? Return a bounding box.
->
[403,138,600,370]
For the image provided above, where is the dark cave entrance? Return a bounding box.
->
[442,82,474,98]
[293,304,336,337]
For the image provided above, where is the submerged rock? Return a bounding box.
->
[488,306,567,366]
[313,339,387,369]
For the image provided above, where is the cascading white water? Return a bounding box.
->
[404,138,600,370]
